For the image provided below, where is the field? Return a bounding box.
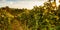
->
[0,1,60,30]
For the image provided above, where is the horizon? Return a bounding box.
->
[0,0,60,9]
[0,0,48,9]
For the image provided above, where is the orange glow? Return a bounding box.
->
[52,4,56,7]
[52,2,56,7]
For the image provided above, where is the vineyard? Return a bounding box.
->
[0,0,60,30]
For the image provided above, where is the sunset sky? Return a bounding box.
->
[0,0,59,9]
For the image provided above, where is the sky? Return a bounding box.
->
[0,0,59,9]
